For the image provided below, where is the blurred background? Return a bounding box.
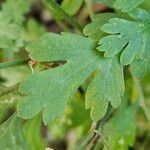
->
[0,0,150,149]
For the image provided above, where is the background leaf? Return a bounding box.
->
[0,0,30,53]
[0,114,28,150]
[61,0,83,16]
[23,114,45,150]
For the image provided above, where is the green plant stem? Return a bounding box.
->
[43,1,72,32]
[0,82,20,98]
[77,105,114,150]
[45,0,83,33]
[54,16,71,32]
[0,58,30,69]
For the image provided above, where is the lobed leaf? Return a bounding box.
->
[98,10,150,66]
[86,56,124,120]
[83,13,116,40]
[18,32,124,124]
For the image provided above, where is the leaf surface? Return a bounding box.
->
[113,0,145,12]
[94,0,145,12]
[0,114,28,150]
[83,13,116,40]
[86,56,124,120]
[18,32,124,124]
[98,9,150,70]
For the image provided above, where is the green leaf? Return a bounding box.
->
[61,0,83,16]
[103,103,137,150]
[86,56,124,121]
[128,8,150,21]
[18,32,124,124]
[0,0,30,52]
[0,16,22,51]
[113,0,145,13]
[142,36,150,73]
[130,31,150,78]
[130,59,147,79]
[98,8,150,79]
[1,0,30,24]
[128,8,150,77]
[98,10,150,66]
[0,114,28,150]
[21,19,46,42]
[94,0,145,12]
[23,114,45,150]
[83,13,116,40]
